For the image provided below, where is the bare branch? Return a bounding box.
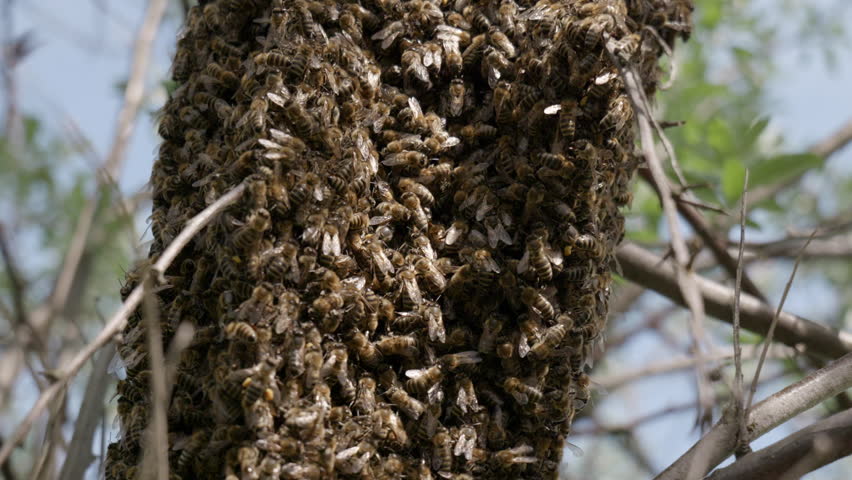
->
[732,171,749,457]
[706,407,852,480]
[612,48,711,427]
[655,351,852,480]
[0,182,246,468]
[616,243,852,359]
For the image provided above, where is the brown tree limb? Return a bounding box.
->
[616,243,852,359]
[0,182,246,468]
[705,407,852,480]
[654,350,852,480]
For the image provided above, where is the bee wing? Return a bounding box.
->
[565,441,584,458]
[266,91,288,108]
[369,215,392,226]
[107,352,127,380]
[543,104,562,115]
[475,196,494,221]
[407,97,423,120]
[372,249,394,275]
[517,249,530,274]
[546,245,564,267]
[322,230,341,256]
[258,138,283,150]
[518,333,531,358]
[426,305,446,343]
[445,224,464,246]
[403,276,422,306]
[486,223,500,249]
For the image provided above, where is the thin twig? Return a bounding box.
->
[616,243,852,359]
[0,182,246,468]
[745,230,818,412]
[0,224,28,331]
[654,351,852,480]
[732,171,749,458]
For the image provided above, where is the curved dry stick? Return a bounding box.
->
[0,182,246,468]
[654,350,852,480]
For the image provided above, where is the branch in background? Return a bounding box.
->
[750,118,852,205]
[31,0,167,332]
[596,345,794,392]
[654,351,852,480]
[0,182,247,468]
[706,407,852,480]
[617,243,852,359]
[745,232,815,411]
[0,224,28,331]
[639,169,768,304]
[611,42,712,427]
[56,348,114,480]
[732,172,749,458]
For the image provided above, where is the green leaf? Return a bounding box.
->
[722,159,747,203]
[744,116,770,145]
[749,153,824,191]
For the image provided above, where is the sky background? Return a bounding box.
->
[2,0,851,478]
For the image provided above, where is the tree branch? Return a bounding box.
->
[705,407,852,480]
[654,351,852,480]
[0,182,246,468]
[616,243,852,359]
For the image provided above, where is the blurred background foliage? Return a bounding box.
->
[1,0,851,478]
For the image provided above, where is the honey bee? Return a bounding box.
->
[232,208,271,252]
[354,376,378,414]
[439,351,482,371]
[246,97,267,132]
[503,377,543,406]
[347,330,382,367]
[444,78,467,118]
[376,334,418,357]
[405,365,443,396]
[462,33,487,70]
[388,385,426,419]
[530,314,574,359]
[204,62,239,90]
[470,249,500,289]
[494,444,537,469]
[525,235,553,282]
[601,94,634,133]
[397,177,435,207]
[573,372,593,410]
[285,99,318,140]
[303,349,323,391]
[432,428,453,473]
[225,321,257,343]
[373,408,409,447]
[575,233,605,258]
[520,287,555,321]
[400,192,429,232]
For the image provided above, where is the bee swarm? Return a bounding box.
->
[109,0,691,479]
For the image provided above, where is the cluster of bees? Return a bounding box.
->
[108,0,691,479]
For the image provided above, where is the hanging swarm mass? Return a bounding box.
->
[109,0,691,478]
